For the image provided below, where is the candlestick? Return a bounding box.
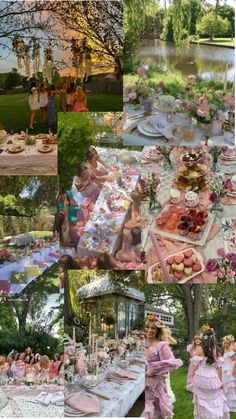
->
[89,316,92,346]
[125,326,128,339]
[223,63,228,92]
[95,340,98,364]
[115,323,118,340]
[232,78,235,96]
[92,337,94,356]
[73,327,76,344]
[149,231,172,283]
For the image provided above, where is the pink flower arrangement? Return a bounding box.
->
[0,249,13,264]
[137,66,146,75]
[205,249,236,284]
[64,345,76,356]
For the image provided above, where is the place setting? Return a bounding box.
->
[141,145,236,285]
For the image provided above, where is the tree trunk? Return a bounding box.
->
[181,285,203,342]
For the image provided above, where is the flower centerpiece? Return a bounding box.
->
[124,66,153,108]
[205,248,236,284]
[139,173,161,212]
[157,146,174,170]
[208,145,225,172]
[208,174,232,212]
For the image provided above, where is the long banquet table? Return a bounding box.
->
[66,362,144,417]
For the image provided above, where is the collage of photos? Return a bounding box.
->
[0,0,235,418]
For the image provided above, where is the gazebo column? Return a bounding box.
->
[114,295,119,336]
[96,297,101,333]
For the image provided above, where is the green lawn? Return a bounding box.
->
[192,38,235,47]
[171,367,236,418]
[0,92,122,133]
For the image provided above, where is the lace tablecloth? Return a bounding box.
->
[0,385,64,417]
[66,363,145,417]
[0,137,57,175]
[0,244,59,294]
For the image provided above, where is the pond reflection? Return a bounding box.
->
[139,39,235,81]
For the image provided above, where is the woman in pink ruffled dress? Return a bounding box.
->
[11,353,26,383]
[145,315,183,419]
[222,335,236,412]
[192,328,230,419]
[186,334,203,391]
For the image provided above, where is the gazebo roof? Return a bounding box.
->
[77,276,144,302]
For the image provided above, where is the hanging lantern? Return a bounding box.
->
[44,43,53,84]
[32,38,41,77]
[24,45,31,80]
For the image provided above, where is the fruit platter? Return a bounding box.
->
[147,248,204,284]
[154,204,215,246]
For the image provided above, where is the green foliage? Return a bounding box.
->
[197,11,231,40]
[5,68,22,90]
[58,113,95,190]
[131,317,145,330]
[217,4,235,37]
[103,315,115,326]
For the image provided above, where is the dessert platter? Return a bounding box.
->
[154,204,215,246]
[147,248,204,284]
[176,163,208,192]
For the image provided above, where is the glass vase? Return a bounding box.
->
[210,200,223,213]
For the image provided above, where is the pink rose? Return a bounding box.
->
[137,66,146,75]
[187,75,196,82]
[197,108,206,117]
[127,92,137,100]
[217,271,224,278]
[159,81,165,89]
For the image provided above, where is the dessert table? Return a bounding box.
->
[65,362,144,417]
[0,244,59,294]
[77,173,139,258]
[0,135,57,175]
[0,385,64,417]
[141,146,236,283]
[124,107,235,147]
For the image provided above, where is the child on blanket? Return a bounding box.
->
[72,165,101,201]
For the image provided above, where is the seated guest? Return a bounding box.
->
[72,165,100,201]
[24,347,34,364]
[25,356,37,385]
[59,254,95,270]
[87,147,114,171]
[58,213,77,258]
[86,148,114,183]
[39,355,50,383]
[0,356,10,383]
[50,354,62,380]
[64,193,88,244]
[11,353,26,383]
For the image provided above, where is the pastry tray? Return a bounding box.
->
[147,247,204,284]
[151,204,216,247]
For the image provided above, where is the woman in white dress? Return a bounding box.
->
[39,82,48,123]
[28,81,39,129]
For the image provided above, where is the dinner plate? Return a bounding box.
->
[8,145,24,153]
[38,145,53,153]
[137,120,162,137]
[221,154,236,161]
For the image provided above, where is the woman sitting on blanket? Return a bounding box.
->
[72,165,101,201]
[86,148,114,185]
[64,192,89,244]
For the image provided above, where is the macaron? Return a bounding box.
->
[184,249,193,258]
[193,262,202,272]
[173,271,183,280]
[191,254,197,263]
[174,254,184,264]
[166,256,175,265]
[175,263,184,273]
[184,267,192,276]
[184,257,193,267]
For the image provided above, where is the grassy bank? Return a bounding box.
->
[171,367,236,418]
[0,92,122,133]
[192,38,235,47]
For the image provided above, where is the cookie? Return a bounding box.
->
[184,249,193,258]
[173,271,183,280]
[166,256,175,265]
[193,262,202,272]
[184,257,193,267]
[174,254,184,264]
[184,267,192,276]
[191,254,197,263]
[175,263,184,273]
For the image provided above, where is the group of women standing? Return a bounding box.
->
[28,78,88,129]
[145,315,236,419]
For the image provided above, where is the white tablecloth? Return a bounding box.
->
[0,244,59,294]
[124,107,235,147]
[142,147,236,275]
[9,233,33,247]
[66,363,145,417]
[0,137,57,175]
[0,385,64,417]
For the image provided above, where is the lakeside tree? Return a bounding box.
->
[197,11,231,40]
[4,67,22,90]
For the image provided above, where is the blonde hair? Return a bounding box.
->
[145,319,167,341]
[40,355,50,369]
[0,356,6,364]
[192,334,202,348]
[223,335,235,344]
[75,86,85,99]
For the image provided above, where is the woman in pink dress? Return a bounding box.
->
[11,353,26,383]
[145,315,183,419]
[186,334,203,391]
[222,335,236,412]
[72,86,88,112]
[192,328,230,419]
[0,356,10,384]
[50,354,62,380]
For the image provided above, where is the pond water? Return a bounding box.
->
[139,39,235,81]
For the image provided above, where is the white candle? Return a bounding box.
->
[73,327,76,344]
[125,326,128,339]
[95,340,98,364]
[115,323,118,340]
[92,337,94,356]
[149,231,172,283]
[223,64,228,92]
[89,316,92,346]
[232,78,235,96]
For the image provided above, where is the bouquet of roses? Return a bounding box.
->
[208,174,232,212]
[124,66,153,105]
[205,248,236,284]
